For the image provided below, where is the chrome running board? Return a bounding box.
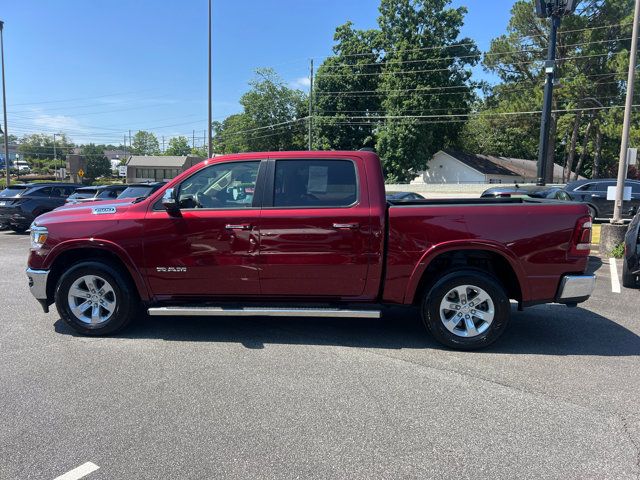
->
[147,306,381,319]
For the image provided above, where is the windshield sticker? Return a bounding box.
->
[308,166,328,193]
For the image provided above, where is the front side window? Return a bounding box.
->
[273,160,357,208]
[178,161,259,209]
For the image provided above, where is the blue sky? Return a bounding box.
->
[1,0,515,147]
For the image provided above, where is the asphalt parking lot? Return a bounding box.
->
[1,230,639,480]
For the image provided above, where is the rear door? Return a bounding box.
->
[258,157,372,298]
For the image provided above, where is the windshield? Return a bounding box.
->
[68,189,98,200]
[0,186,30,198]
[117,186,154,199]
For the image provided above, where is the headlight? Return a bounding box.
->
[30,224,48,249]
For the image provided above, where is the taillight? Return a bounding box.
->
[569,215,592,257]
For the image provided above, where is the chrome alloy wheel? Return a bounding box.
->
[67,275,117,325]
[439,284,495,338]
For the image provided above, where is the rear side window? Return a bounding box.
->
[50,186,68,197]
[273,160,357,208]
[24,187,51,197]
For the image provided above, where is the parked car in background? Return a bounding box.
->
[0,184,32,229]
[564,179,640,220]
[0,183,80,233]
[66,185,128,204]
[385,191,426,201]
[117,181,166,200]
[13,161,31,173]
[481,185,573,201]
[623,212,640,288]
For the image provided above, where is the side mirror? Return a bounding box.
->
[162,188,180,215]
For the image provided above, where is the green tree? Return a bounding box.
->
[375,0,479,182]
[165,136,192,156]
[17,133,74,173]
[17,133,74,161]
[313,22,382,150]
[312,0,478,182]
[465,0,636,181]
[131,130,160,155]
[214,69,308,153]
[82,143,111,179]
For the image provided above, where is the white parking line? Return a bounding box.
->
[53,462,99,480]
[609,258,621,293]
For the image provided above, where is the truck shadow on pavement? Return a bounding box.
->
[54,303,640,356]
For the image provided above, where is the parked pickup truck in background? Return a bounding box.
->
[26,151,595,350]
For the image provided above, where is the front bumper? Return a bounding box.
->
[0,207,32,228]
[556,274,596,304]
[26,268,50,312]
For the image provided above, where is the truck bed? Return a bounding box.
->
[382,199,590,305]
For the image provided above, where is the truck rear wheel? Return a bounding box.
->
[55,261,138,336]
[421,270,511,350]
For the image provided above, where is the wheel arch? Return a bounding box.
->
[406,243,526,306]
[45,243,150,304]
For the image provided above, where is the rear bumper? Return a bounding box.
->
[555,274,596,304]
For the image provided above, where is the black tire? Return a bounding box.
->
[622,258,639,289]
[587,205,597,221]
[10,226,28,234]
[421,270,511,350]
[55,261,138,335]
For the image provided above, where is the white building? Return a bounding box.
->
[413,150,570,184]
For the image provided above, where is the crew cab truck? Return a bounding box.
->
[26,151,596,350]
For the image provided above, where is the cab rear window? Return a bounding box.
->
[273,160,358,208]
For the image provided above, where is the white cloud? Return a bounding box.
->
[33,113,86,133]
[290,77,311,89]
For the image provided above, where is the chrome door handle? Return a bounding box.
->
[225,224,252,230]
[332,223,359,229]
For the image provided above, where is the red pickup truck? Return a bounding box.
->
[26,151,595,349]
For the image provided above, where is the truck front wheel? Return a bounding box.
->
[421,270,511,350]
[55,261,138,336]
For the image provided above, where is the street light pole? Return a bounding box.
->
[536,14,560,186]
[0,21,9,187]
[207,0,213,158]
[308,58,314,151]
[53,133,57,178]
[612,0,640,223]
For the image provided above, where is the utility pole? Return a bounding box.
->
[192,130,196,149]
[123,134,127,158]
[613,0,640,223]
[207,0,213,158]
[162,135,165,153]
[0,21,9,187]
[308,58,314,151]
[535,14,560,186]
[128,130,132,153]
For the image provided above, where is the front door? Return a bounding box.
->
[258,158,371,298]
[143,160,264,298]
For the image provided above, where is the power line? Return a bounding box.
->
[312,22,633,61]
[313,103,640,121]
[321,36,633,70]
